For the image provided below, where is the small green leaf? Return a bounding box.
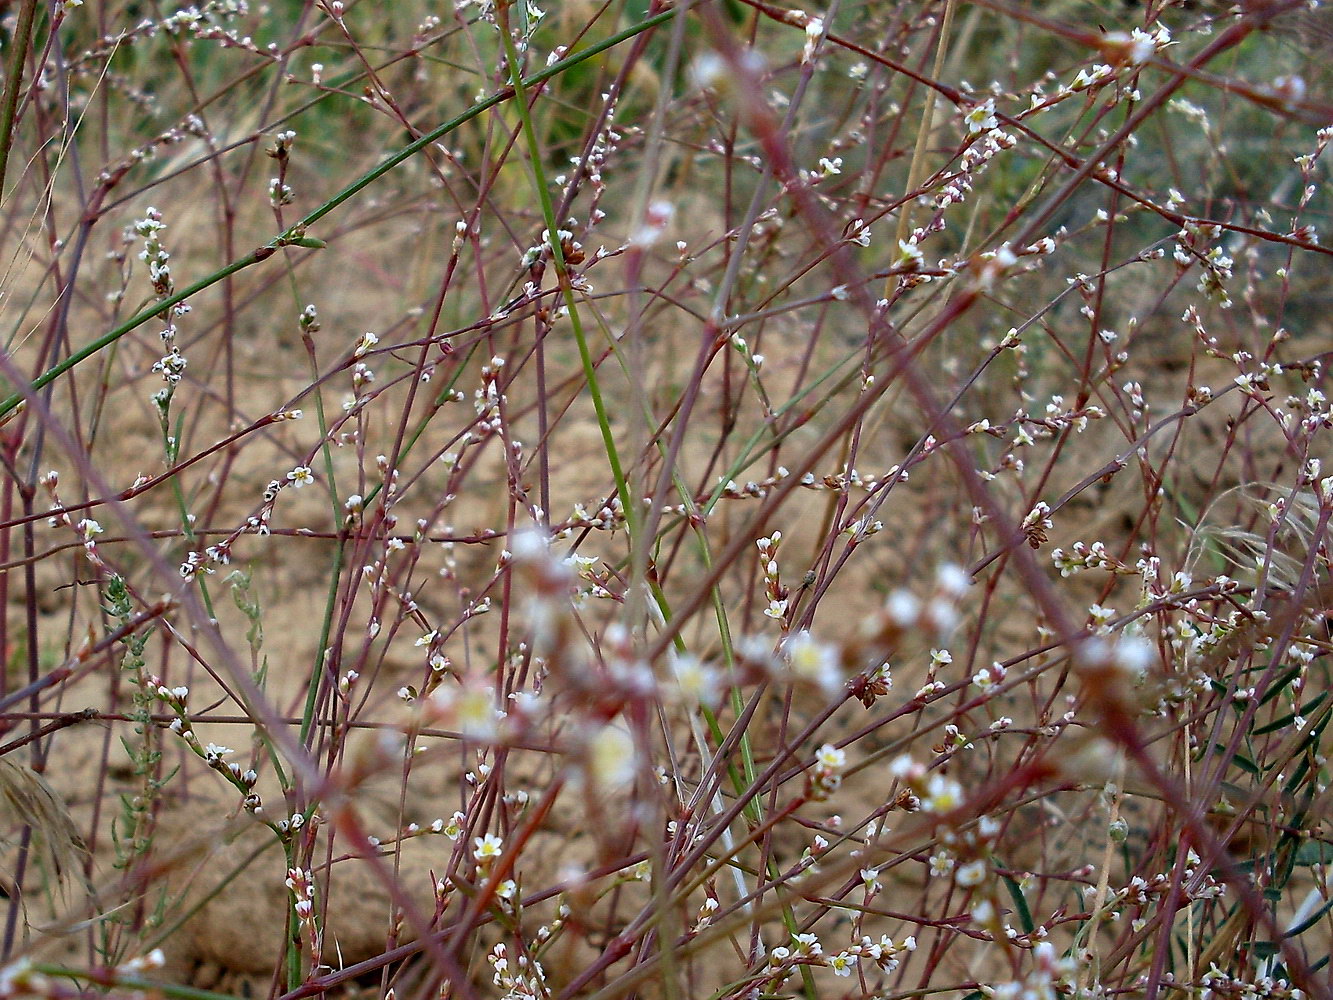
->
[1285,894,1333,938]
[1251,940,1279,958]
[1257,665,1302,706]
[1224,749,1261,776]
[1000,870,1035,934]
[1255,691,1328,734]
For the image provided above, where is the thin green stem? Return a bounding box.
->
[494,7,637,540]
[0,252,261,419]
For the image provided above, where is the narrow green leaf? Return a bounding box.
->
[1000,871,1035,934]
[1226,750,1261,776]
[1255,691,1328,734]
[1257,665,1302,706]
[1251,940,1279,959]
[1285,895,1333,938]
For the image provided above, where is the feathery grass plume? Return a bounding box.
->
[1184,482,1331,691]
[0,758,87,891]
[1186,482,1329,592]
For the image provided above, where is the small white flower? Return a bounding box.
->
[896,239,924,272]
[353,331,379,358]
[784,631,841,693]
[964,99,998,134]
[509,525,551,563]
[671,653,720,707]
[923,773,963,813]
[443,811,465,840]
[792,932,821,956]
[829,951,855,976]
[586,723,637,790]
[815,744,846,771]
[955,859,987,887]
[287,466,315,488]
[439,686,504,741]
[473,833,503,861]
[801,17,824,62]
[937,564,970,597]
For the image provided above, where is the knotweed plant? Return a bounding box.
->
[0,1,1328,1000]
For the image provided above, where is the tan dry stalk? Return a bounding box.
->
[892,0,959,275]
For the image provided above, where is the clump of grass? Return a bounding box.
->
[0,1,1329,1000]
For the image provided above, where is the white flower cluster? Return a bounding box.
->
[40,472,111,570]
[757,531,788,621]
[1098,851,1225,927]
[158,681,263,815]
[1201,966,1307,1000]
[891,754,964,815]
[488,941,549,1000]
[1052,540,1131,577]
[285,867,320,959]
[983,942,1076,1000]
[808,743,846,800]
[134,208,193,410]
[762,928,916,987]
